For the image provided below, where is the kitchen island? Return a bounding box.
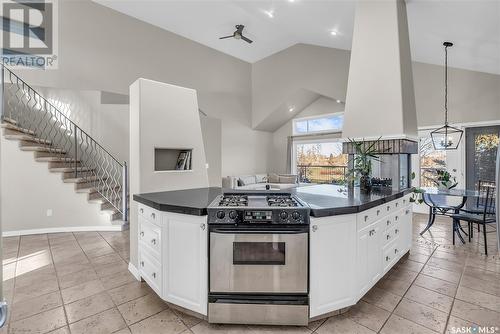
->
[133,184,413,322]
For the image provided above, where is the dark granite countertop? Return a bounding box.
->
[133,185,412,217]
[133,187,223,216]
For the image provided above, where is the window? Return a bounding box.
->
[293,113,344,135]
[293,141,347,184]
[419,135,448,188]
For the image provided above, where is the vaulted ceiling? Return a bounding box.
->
[95,0,500,75]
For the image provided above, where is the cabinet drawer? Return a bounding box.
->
[382,239,400,272]
[139,217,161,259]
[139,251,162,295]
[357,206,384,230]
[138,204,161,226]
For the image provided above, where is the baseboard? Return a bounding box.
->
[128,262,141,281]
[3,225,125,237]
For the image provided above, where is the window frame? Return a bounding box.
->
[292,112,344,136]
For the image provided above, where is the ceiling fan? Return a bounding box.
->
[219,25,253,44]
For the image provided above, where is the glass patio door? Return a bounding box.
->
[465,126,500,190]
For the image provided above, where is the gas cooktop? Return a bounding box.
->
[208,192,310,225]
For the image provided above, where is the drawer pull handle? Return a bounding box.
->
[376,210,380,216]
[152,273,156,278]
[386,234,390,240]
[369,229,376,236]
[395,229,399,234]
[200,223,206,230]
[387,220,390,226]
[151,213,156,219]
[140,208,144,213]
[396,202,399,207]
[140,231,144,237]
[140,261,144,267]
[151,239,156,245]
[394,249,399,254]
[364,215,368,222]
[386,256,390,262]
[312,225,318,232]
[387,206,390,211]
[395,216,399,221]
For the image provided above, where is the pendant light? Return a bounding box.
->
[430,42,463,150]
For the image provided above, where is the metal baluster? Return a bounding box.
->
[74,124,78,178]
[0,66,4,121]
[122,162,128,222]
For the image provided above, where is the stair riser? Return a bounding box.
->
[48,161,83,169]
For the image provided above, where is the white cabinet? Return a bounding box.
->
[356,221,382,297]
[309,214,357,318]
[163,212,208,316]
[137,207,208,317]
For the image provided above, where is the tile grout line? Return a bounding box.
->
[70,231,130,331]
[375,236,441,333]
[442,246,469,333]
[45,233,69,334]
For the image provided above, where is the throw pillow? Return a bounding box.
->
[255,174,268,183]
[268,173,280,183]
[239,175,257,186]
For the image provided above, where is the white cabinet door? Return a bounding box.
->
[357,221,382,298]
[310,214,357,318]
[163,213,208,316]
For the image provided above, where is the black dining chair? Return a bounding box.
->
[450,186,496,255]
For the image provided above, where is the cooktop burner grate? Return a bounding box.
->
[218,195,248,207]
[266,195,299,207]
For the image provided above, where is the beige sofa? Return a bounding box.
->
[222,173,298,190]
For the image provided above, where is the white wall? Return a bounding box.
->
[129,78,210,269]
[14,0,270,178]
[37,87,129,163]
[270,97,345,174]
[0,136,114,234]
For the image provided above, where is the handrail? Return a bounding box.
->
[1,64,123,166]
[0,64,128,221]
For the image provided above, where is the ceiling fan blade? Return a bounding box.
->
[219,35,234,40]
[241,35,253,44]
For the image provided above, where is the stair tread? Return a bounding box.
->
[49,166,94,173]
[2,117,17,125]
[20,145,65,153]
[4,133,52,144]
[36,156,80,162]
[1,123,36,135]
[63,176,104,183]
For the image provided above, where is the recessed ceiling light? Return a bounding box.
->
[264,10,274,18]
[336,99,342,104]
[288,106,295,112]
[288,0,295,2]
[330,31,338,36]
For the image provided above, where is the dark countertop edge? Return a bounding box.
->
[309,188,414,218]
[133,188,413,218]
[133,194,207,216]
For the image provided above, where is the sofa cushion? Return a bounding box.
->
[255,174,268,183]
[279,175,297,184]
[239,175,257,186]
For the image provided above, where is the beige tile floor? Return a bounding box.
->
[1,213,499,334]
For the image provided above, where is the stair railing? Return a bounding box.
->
[0,65,128,222]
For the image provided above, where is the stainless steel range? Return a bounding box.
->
[207,192,310,326]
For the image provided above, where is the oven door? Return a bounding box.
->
[209,226,308,294]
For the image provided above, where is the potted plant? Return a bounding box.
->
[346,138,381,193]
[434,169,458,190]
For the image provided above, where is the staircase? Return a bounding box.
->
[0,65,128,224]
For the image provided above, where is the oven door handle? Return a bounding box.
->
[210,228,307,234]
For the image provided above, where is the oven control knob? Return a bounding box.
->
[216,211,225,219]
[279,211,289,220]
[292,211,300,220]
[228,210,237,220]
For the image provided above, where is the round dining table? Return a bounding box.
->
[419,188,480,243]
